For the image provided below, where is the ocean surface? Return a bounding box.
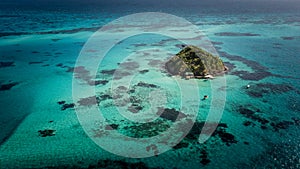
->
[0,0,300,168]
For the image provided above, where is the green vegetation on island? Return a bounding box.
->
[165,45,227,78]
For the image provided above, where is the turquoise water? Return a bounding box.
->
[0,1,300,168]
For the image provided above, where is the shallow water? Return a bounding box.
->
[0,1,300,168]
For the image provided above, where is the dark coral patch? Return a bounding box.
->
[157,107,187,122]
[243,120,255,127]
[119,61,139,70]
[281,36,294,40]
[260,125,268,130]
[184,121,237,146]
[173,141,189,149]
[200,149,208,159]
[0,61,15,68]
[55,52,63,55]
[123,120,170,138]
[51,38,61,42]
[238,107,269,125]
[38,129,56,137]
[223,62,236,71]
[219,50,299,80]
[117,86,127,90]
[56,63,64,67]
[231,70,272,80]
[139,69,149,74]
[77,96,99,106]
[185,121,206,140]
[257,83,294,93]
[270,121,294,132]
[57,101,66,105]
[200,149,211,165]
[245,83,294,98]
[99,94,113,101]
[100,69,116,75]
[220,51,267,70]
[238,105,298,132]
[218,51,273,80]
[113,70,132,80]
[105,124,119,130]
[211,41,224,45]
[132,43,147,47]
[128,96,142,106]
[61,103,75,110]
[128,89,135,93]
[200,158,211,165]
[136,82,158,88]
[292,117,300,125]
[67,66,92,82]
[244,141,250,145]
[127,105,143,113]
[88,80,108,86]
[0,32,30,37]
[214,129,238,146]
[0,82,19,91]
[66,66,89,73]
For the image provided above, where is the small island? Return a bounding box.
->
[165,45,227,79]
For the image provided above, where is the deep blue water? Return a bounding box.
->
[0,0,300,168]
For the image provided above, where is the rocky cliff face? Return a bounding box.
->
[165,45,226,77]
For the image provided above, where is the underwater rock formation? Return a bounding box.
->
[0,61,15,68]
[0,82,19,91]
[61,103,75,110]
[38,129,56,137]
[165,45,226,77]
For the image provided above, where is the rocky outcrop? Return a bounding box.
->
[165,45,226,77]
